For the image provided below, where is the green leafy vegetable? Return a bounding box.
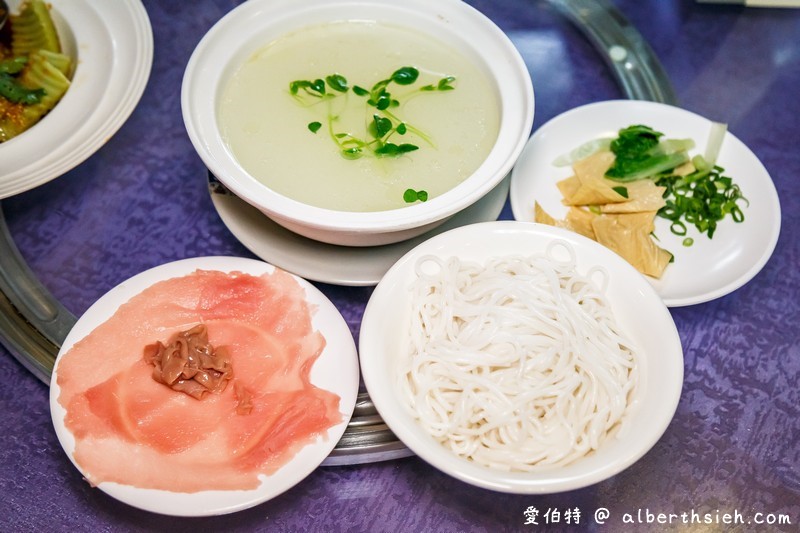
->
[0,72,46,104]
[605,124,691,182]
[0,1,71,143]
[591,123,748,255]
[610,124,661,157]
[403,188,428,203]
[375,143,419,157]
[703,121,727,166]
[421,76,456,92]
[370,115,392,138]
[390,67,419,85]
[0,58,27,75]
[438,76,456,91]
[289,67,454,159]
[611,186,628,198]
[325,74,348,93]
[289,66,457,201]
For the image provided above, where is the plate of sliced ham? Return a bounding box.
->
[50,256,359,516]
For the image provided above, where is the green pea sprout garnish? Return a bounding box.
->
[289,66,454,159]
[403,188,428,203]
[289,66,454,202]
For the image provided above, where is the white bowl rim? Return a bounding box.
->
[181,0,534,233]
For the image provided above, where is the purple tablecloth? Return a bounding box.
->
[1,0,798,530]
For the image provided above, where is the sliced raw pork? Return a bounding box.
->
[56,269,341,492]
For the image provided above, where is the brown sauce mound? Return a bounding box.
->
[143,324,233,399]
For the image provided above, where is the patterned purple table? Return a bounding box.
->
[1,0,798,530]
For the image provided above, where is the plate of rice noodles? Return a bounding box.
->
[360,220,683,494]
[509,100,781,307]
[0,0,152,198]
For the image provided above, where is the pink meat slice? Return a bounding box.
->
[56,269,342,492]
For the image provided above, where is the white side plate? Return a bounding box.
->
[50,256,360,516]
[510,100,781,306]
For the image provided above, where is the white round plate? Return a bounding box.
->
[360,221,683,494]
[359,221,683,494]
[50,257,360,516]
[210,173,511,286]
[0,0,153,198]
[509,100,781,307]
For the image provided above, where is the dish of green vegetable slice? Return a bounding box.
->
[0,0,71,143]
[509,100,781,307]
[0,0,152,199]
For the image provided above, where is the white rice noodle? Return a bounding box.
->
[400,242,638,471]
